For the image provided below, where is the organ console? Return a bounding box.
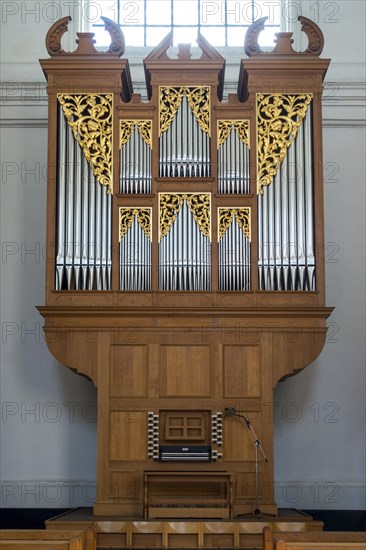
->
[39,15,332,523]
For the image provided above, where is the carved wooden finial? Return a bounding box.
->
[272,32,295,55]
[45,15,71,56]
[74,33,98,55]
[178,44,192,60]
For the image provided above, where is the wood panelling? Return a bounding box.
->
[223,414,260,461]
[235,472,257,500]
[160,345,211,397]
[110,411,147,461]
[223,346,261,397]
[110,345,148,397]
[110,471,138,501]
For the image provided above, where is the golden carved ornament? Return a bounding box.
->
[58,94,113,193]
[159,193,211,242]
[120,120,152,149]
[185,87,210,136]
[159,86,210,136]
[257,93,312,194]
[159,193,183,241]
[119,207,152,241]
[218,208,251,241]
[217,120,250,149]
[159,87,184,136]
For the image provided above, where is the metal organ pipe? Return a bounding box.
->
[120,218,152,291]
[159,96,210,178]
[258,106,315,291]
[56,106,112,290]
[159,202,211,291]
[218,127,250,193]
[219,219,251,291]
[120,126,152,194]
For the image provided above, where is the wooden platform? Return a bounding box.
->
[46,508,323,549]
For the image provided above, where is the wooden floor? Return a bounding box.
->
[46,508,324,549]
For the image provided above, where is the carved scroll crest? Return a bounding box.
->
[58,94,113,193]
[244,17,267,57]
[120,208,152,241]
[46,16,125,56]
[159,193,211,241]
[298,15,324,56]
[45,16,72,55]
[257,94,312,194]
[101,16,125,56]
[244,16,324,56]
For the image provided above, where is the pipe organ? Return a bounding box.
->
[39,15,332,523]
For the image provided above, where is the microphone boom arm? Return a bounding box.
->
[232,412,268,463]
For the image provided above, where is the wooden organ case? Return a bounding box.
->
[39,16,332,519]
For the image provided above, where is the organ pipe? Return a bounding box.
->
[120,125,152,193]
[55,82,316,294]
[120,217,152,291]
[56,105,112,290]
[258,105,315,291]
[159,201,211,291]
[218,126,250,193]
[219,218,251,291]
[159,96,210,178]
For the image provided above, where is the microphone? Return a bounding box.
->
[223,407,236,417]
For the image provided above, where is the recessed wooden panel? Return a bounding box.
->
[160,345,211,397]
[235,472,257,500]
[132,533,163,547]
[204,534,234,547]
[97,533,127,548]
[223,415,261,461]
[110,345,148,397]
[110,411,147,461]
[223,346,261,397]
[110,471,138,500]
[168,534,198,547]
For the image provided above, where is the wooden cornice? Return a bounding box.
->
[237,58,330,101]
[38,305,333,320]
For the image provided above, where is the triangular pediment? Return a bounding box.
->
[143,32,225,100]
[196,33,225,62]
[143,31,174,62]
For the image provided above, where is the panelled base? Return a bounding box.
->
[46,507,323,549]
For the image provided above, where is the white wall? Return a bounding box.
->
[0,0,365,509]
[273,1,366,510]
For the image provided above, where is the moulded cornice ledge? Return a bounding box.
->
[0,118,48,128]
[38,305,334,319]
[0,80,364,101]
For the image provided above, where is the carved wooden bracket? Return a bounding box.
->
[244,15,324,57]
[45,16,125,57]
